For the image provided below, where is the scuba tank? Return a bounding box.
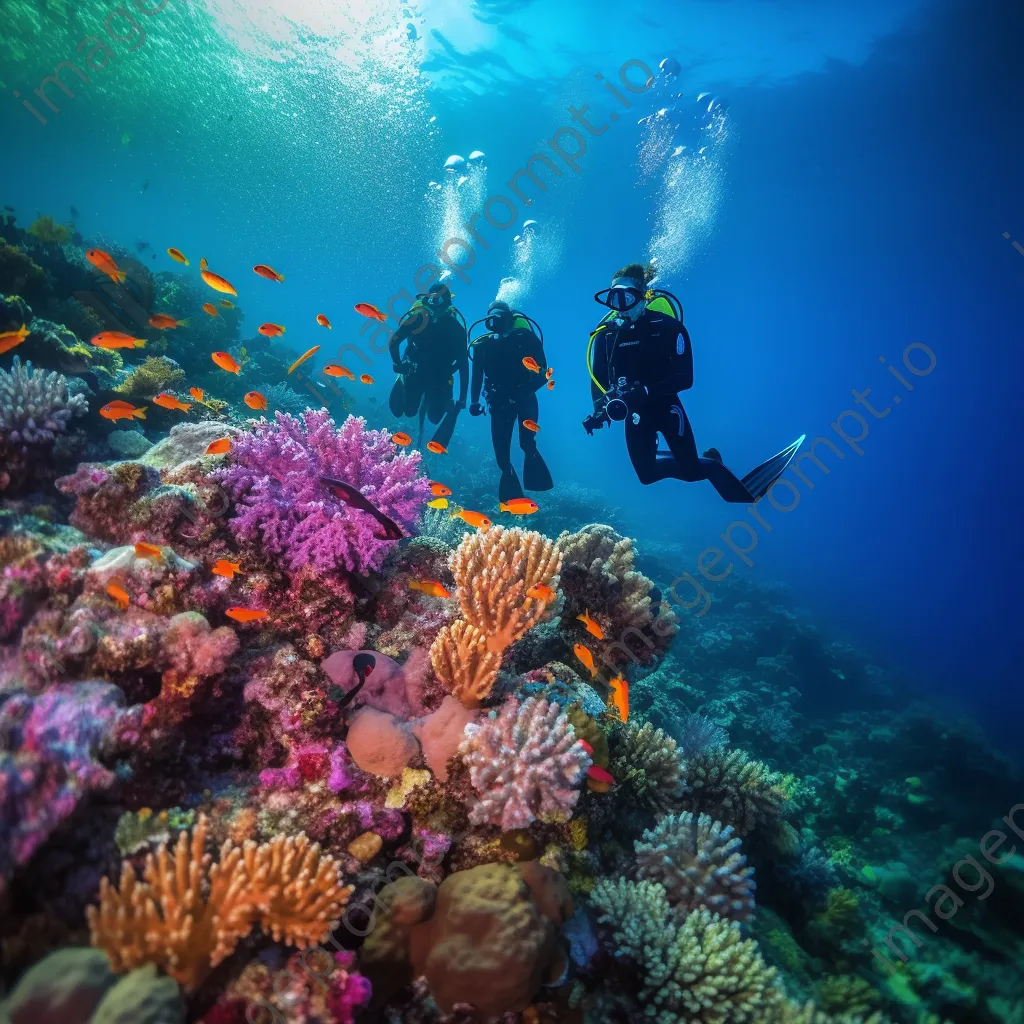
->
[644,288,683,322]
[468,309,543,353]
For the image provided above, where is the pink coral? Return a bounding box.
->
[459,697,591,831]
[412,694,478,782]
[346,707,419,777]
[322,648,422,718]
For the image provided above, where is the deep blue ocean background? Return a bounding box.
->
[3,0,1022,753]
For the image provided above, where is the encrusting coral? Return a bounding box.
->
[608,718,686,811]
[86,813,353,992]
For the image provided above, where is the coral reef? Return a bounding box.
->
[607,718,686,811]
[0,357,88,447]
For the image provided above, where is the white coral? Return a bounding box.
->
[0,356,88,446]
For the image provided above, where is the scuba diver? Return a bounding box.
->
[584,263,805,502]
[389,281,469,448]
[468,300,554,502]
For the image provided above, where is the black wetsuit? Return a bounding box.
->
[471,326,554,502]
[589,309,756,503]
[389,307,468,447]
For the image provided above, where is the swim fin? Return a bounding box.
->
[742,435,806,500]
[431,402,462,449]
[522,449,554,491]
[499,467,525,503]
[388,376,406,418]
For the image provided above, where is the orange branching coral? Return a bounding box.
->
[430,619,502,706]
[449,526,561,654]
[87,814,352,992]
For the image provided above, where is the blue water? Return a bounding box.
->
[3,0,1022,752]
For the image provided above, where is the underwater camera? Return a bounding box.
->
[605,378,647,421]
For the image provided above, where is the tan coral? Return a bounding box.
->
[430,619,502,706]
[450,526,561,654]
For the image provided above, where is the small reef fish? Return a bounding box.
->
[451,508,491,530]
[521,419,540,433]
[0,324,30,355]
[253,264,285,282]
[409,579,451,599]
[608,676,629,722]
[500,498,538,515]
[545,367,554,379]
[189,387,204,401]
[316,314,332,329]
[226,607,269,623]
[288,345,321,375]
[574,643,597,677]
[220,299,235,309]
[148,314,189,329]
[212,352,241,374]
[205,437,232,455]
[526,582,555,602]
[106,580,131,610]
[324,365,355,380]
[577,609,605,640]
[200,264,238,296]
[426,441,447,454]
[100,401,146,421]
[167,247,189,265]
[354,302,387,321]
[587,764,615,793]
[359,374,374,385]
[153,393,192,413]
[429,482,452,497]
[577,738,594,756]
[522,356,540,373]
[134,541,163,561]
[427,497,449,509]
[321,477,405,541]
[200,257,209,270]
[391,431,412,446]
[211,559,243,579]
[258,323,286,337]
[86,248,127,284]
[546,380,555,390]
[91,331,146,350]
[244,391,268,411]
[202,303,220,317]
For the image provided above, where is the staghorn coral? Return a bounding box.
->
[87,813,353,992]
[0,357,88,447]
[678,748,790,836]
[113,356,186,400]
[780,1000,891,1024]
[430,619,502,707]
[459,696,590,831]
[635,812,756,922]
[608,719,686,812]
[449,525,561,654]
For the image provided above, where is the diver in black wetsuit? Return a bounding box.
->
[584,263,804,503]
[389,282,469,448]
[469,300,554,502]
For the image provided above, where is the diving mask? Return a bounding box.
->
[594,280,646,313]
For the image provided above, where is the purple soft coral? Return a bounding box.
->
[212,410,431,575]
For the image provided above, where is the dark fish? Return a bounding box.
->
[70,206,79,219]
[141,180,150,192]
[321,477,405,541]
[335,653,376,711]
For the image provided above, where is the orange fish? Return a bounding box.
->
[316,314,332,329]
[526,582,555,602]
[324,365,355,380]
[577,608,604,640]
[288,345,321,375]
[522,356,540,373]
[200,257,209,270]
[546,380,555,390]
[354,302,387,321]
[0,324,29,355]
[220,299,235,309]
[167,247,189,266]
[587,764,615,793]
[86,248,127,284]
[253,264,285,282]
[426,441,447,454]
[522,419,540,433]
[244,391,268,411]
[574,643,597,677]
[429,482,452,497]
[226,607,269,623]
[258,323,285,337]
[205,437,232,455]
[153,393,192,413]
[190,387,205,401]
[409,579,451,599]
[359,374,374,385]
[212,352,241,374]
[451,508,491,530]
[106,580,131,610]
[91,331,146,350]
[149,314,189,329]
[202,303,220,318]
[134,541,163,561]
[500,498,538,515]
[99,401,146,421]
[211,559,243,579]
[391,431,412,446]
[608,676,629,722]
[201,265,237,296]
[545,367,554,379]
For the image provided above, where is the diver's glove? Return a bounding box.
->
[469,403,485,417]
[583,411,611,435]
